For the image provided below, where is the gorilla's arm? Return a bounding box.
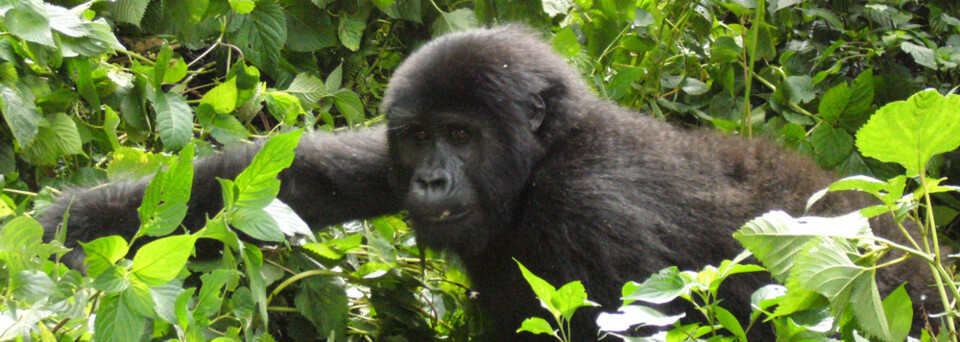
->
[39,126,398,261]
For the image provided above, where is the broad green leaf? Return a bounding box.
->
[106,147,175,181]
[432,8,478,35]
[21,113,83,166]
[264,198,313,241]
[131,234,198,286]
[245,0,287,70]
[5,0,54,47]
[809,124,854,169]
[856,90,960,177]
[596,305,684,332]
[286,73,326,110]
[163,58,188,84]
[229,0,255,14]
[714,306,745,339]
[138,143,194,237]
[196,269,242,317]
[325,63,342,90]
[302,242,344,260]
[152,91,194,150]
[338,14,365,51]
[0,84,44,146]
[229,207,284,242]
[201,77,239,114]
[153,42,172,90]
[233,129,303,208]
[900,42,938,70]
[94,295,147,342]
[282,1,336,51]
[785,75,814,104]
[516,317,556,336]
[542,0,572,17]
[242,242,269,326]
[515,260,559,318]
[13,270,58,303]
[733,211,871,282]
[0,216,45,273]
[622,267,693,304]
[107,0,151,26]
[551,281,597,321]
[265,91,305,125]
[122,279,155,318]
[90,266,130,293]
[818,83,851,124]
[332,89,364,126]
[882,284,912,342]
[46,3,86,37]
[793,238,890,341]
[103,106,121,151]
[551,27,580,58]
[80,236,129,278]
[295,275,348,338]
[151,282,186,324]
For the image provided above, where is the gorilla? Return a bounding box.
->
[39,25,938,340]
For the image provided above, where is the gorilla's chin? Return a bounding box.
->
[410,211,492,256]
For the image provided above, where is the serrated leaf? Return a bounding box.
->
[856,90,960,177]
[302,242,343,260]
[332,89,364,126]
[900,41,938,70]
[265,91,304,125]
[94,295,146,342]
[90,266,130,293]
[233,130,302,209]
[622,267,693,304]
[295,275,348,338]
[196,269,241,317]
[793,238,890,341]
[122,279,155,318]
[106,147,175,181]
[138,144,194,237]
[286,73,326,110]
[809,124,854,169]
[5,0,54,47]
[733,211,871,282]
[0,84,44,146]
[201,77,239,114]
[337,14,365,51]
[431,8,478,35]
[229,0,255,14]
[80,236,129,278]
[596,305,684,332]
[46,3,86,37]
[282,1,336,51]
[551,27,580,58]
[151,91,194,150]
[131,234,198,286]
[0,216,45,273]
[882,284,912,342]
[108,0,151,26]
[230,207,284,242]
[516,317,555,336]
[21,113,83,166]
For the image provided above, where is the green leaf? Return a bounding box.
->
[596,305,684,332]
[282,0,336,51]
[229,0,255,14]
[784,75,814,104]
[0,216,45,273]
[809,124,854,169]
[196,269,242,317]
[108,0,151,26]
[201,77,239,114]
[431,8,478,35]
[151,90,194,150]
[0,84,44,146]
[265,91,305,125]
[733,210,871,282]
[818,83,851,124]
[246,0,287,67]
[21,113,83,166]
[122,279,156,318]
[138,143,194,237]
[90,266,130,293]
[163,58,188,84]
[325,63,342,90]
[13,270,58,303]
[542,0,572,17]
[153,42,173,90]
[855,90,960,177]
[131,234,198,286]
[516,317,556,336]
[295,275,348,338]
[332,89,364,126]
[515,260,559,318]
[94,295,147,342]
[882,283,912,342]
[106,147,176,181]
[622,267,693,304]
[5,0,54,47]
[338,14,365,51]
[264,198,313,240]
[552,27,580,58]
[714,306,746,339]
[552,281,597,321]
[103,106,121,151]
[80,236,129,278]
[900,41,938,70]
[229,207,284,242]
[793,238,890,341]
[233,129,303,208]
[286,73,326,110]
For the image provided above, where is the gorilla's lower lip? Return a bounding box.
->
[418,209,471,223]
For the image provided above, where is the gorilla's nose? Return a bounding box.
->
[412,169,452,197]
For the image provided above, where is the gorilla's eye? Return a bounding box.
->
[414,128,430,142]
[450,128,470,143]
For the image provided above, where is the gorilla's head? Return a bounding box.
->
[381,26,590,256]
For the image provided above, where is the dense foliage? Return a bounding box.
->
[0,0,958,340]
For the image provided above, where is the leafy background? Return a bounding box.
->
[0,0,958,340]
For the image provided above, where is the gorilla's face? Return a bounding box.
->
[386,99,541,256]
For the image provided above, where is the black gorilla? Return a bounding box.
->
[40,26,937,340]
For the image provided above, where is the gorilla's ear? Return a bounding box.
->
[529,93,546,132]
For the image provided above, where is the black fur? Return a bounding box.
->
[40,26,939,340]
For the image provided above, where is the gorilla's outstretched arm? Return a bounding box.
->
[39,126,398,267]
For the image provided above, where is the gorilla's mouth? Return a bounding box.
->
[417,209,471,223]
